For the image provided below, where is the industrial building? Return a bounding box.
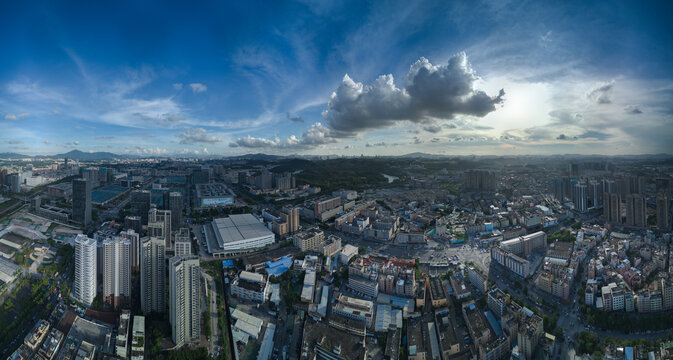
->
[208,214,275,256]
[195,183,235,208]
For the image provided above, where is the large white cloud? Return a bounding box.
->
[586,80,614,104]
[321,52,504,136]
[178,128,221,144]
[230,122,337,149]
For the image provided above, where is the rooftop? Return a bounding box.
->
[0,256,20,277]
[300,320,365,360]
[429,277,448,300]
[211,214,274,243]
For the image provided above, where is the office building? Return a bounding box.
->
[230,271,269,303]
[588,181,602,208]
[163,191,183,228]
[116,310,131,358]
[120,229,141,272]
[573,183,587,213]
[190,167,211,185]
[6,173,20,192]
[517,309,544,360]
[625,193,647,228]
[131,316,145,360]
[73,234,97,306]
[499,231,546,256]
[132,190,151,223]
[24,319,50,350]
[169,255,201,347]
[140,237,166,314]
[603,192,621,224]
[174,228,192,256]
[102,237,132,307]
[293,227,325,252]
[124,215,142,235]
[657,192,671,231]
[283,207,300,233]
[148,207,171,249]
[322,235,342,257]
[72,178,92,226]
[331,294,374,327]
[553,179,565,202]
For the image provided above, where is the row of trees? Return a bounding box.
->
[585,306,673,332]
[577,330,667,357]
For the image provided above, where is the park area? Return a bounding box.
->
[0,276,56,357]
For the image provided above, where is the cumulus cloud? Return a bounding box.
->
[43,140,50,144]
[422,124,442,133]
[286,112,304,123]
[6,140,22,144]
[624,105,643,114]
[322,52,504,136]
[230,123,337,149]
[173,83,183,90]
[73,141,80,145]
[229,136,279,148]
[577,130,611,141]
[586,80,614,104]
[556,134,577,141]
[4,112,29,120]
[549,110,582,125]
[179,128,221,144]
[129,146,168,155]
[189,83,207,93]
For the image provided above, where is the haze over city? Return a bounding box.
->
[1,1,672,157]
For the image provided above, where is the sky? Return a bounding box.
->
[1,1,672,157]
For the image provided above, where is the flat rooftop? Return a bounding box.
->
[196,183,231,197]
[0,256,20,276]
[211,214,273,243]
[300,320,365,360]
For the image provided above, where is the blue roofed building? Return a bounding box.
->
[266,256,292,277]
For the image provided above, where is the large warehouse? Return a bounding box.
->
[207,214,275,257]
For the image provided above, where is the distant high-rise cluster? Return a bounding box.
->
[463,170,496,192]
[238,169,296,190]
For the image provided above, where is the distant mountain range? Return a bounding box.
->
[0,150,130,161]
[1,149,671,161]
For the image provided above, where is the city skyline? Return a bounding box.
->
[1,1,672,156]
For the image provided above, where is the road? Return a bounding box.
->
[202,271,220,357]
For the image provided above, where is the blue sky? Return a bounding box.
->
[1,1,672,156]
